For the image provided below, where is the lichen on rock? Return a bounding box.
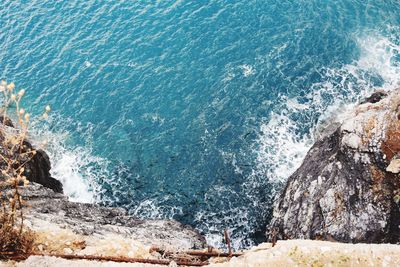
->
[387,158,400,174]
[268,88,400,243]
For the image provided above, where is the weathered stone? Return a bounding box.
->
[387,158,400,174]
[24,147,63,193]
[268,89,400,243]
[19,183,206,251]
[0,120,63,193]
[360,90,388,104]
[0,116,14,128]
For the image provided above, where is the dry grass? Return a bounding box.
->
[0,215,35,256]
[0,80,50,257]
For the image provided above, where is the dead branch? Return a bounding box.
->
[4,252,209,266]
[150,248,243,258]
[183,251,243,257]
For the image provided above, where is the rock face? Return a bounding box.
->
[268,89,400,243]
[0,121,63,193]
[24,146,63,193]
[21,183,206,250]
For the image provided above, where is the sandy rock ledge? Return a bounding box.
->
[2,240,400,266]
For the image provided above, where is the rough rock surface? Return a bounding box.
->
[0,121,63,193]
[268,89,400,243]
[24,147,63,193]
[21,183,206,251]
[211,240,400,267]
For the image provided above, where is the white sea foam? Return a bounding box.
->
[356,34,400,88]
[194,185,252,249]
[191,31,400,249]
[196,207,250,249]
[255,112,314,184]
[255,31,400,185]
[29,116,109,203]
[48,144,105,203]
[240,64,255,77]
[84,61,92,68]
[312,33,400,125]
[51,149,93,202]
[131,197,183,220]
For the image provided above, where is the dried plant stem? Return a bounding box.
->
[0,80,39,255]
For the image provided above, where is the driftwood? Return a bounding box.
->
[2,252,209,266]
[183,251,242,257]
[2,247,244,265]
[1,230,245,265]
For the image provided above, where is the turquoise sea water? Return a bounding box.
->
[1,1,400,248]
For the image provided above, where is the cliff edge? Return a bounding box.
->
[268,89,400,243]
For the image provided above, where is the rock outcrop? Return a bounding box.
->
[21,183,206,251]
[0,119,63,193]
[24,147,63,193]
[268,89,400,243]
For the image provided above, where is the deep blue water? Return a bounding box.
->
[1,1,400,248]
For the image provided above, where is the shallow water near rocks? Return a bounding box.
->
[1,1,400,249]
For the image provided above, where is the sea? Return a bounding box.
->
[1,0,399,249]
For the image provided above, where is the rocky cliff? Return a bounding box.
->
[0,117,63,193]
[0,119,206,253]
[268,89,400,243]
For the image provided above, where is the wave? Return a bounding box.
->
[131,197,184,220]
[255,30,400,188]
[29,115,109,203]
[24,29,400,250]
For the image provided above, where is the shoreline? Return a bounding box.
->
[1,88,400,266]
